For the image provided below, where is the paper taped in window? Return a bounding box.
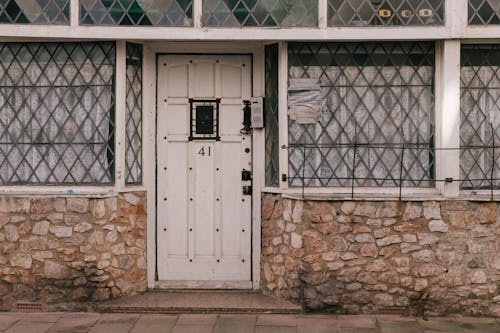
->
[288,78,326,124]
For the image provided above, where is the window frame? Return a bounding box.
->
[458,40,500,198]
[265,40,500,200]
[0,40,145,195]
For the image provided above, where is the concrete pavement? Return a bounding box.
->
[0,312,499,333]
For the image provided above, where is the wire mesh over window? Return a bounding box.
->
[125,43,143,186]
[328,0,444,26]
[460,44,500,190]
[0,42,115,185]
[288,42,435,188]
[469,0,500,25]
[0,0,69,24]
[80,0,193,26]
[202,0,317,27]
[265,44,279,187]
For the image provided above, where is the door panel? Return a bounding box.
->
[157,54,252,284]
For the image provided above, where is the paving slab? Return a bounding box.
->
[176,314,217,326]
[257,314,297,326]
[213,315,257,333]
[297,316,338,333]
[171,325,215,333]
[255,326,297,333]
[461,321,500,333]
[46,313,99,333]
[379,321,423,333]
[22,313,63,323]
[100,291,301,314]
[130,314,178,333]
[418,319,463,332]
[337,328,377,333]
[0,313,23,331]
[338,315,377,328]
[88,313,139,333]
[5,321,54,333]
[376,315,419,322]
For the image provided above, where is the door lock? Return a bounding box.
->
[242,169,252,181]
[242,186,252,195]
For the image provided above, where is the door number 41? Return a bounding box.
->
[198,146,212,157]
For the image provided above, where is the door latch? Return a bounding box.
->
[242,169,252,181]
[242,186,252,195]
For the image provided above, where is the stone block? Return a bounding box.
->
[74,221,93,233]
[428,219,449,233]
[32,220,50,235]
[10,253,32,269]
[4,225,19,242]
[443,211,477,229]
[49,225,72,238]
[66,198,90,213]
[376,235,401,247]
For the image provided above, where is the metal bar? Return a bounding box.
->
[351,143,356,199]
[302,145,306,198]
[399,144,405,201]
[491,122,495,201]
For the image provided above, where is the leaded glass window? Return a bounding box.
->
[0,42,116,185]
[265,44,279,187]
[328,0,444,26]
[288,42,435,188]
[202,0,317,27]
[0,0,69,24]
[469,0,500,25]
[80,0,193,26]
[460,44,500,190]
[125,43,143,185]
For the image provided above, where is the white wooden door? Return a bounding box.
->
[157,55,252,286]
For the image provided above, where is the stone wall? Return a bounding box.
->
[261,194,500,317]
[0,192,147,311]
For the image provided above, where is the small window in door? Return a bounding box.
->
[189,98,220,141]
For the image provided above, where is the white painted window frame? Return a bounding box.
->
[0,40,145,196]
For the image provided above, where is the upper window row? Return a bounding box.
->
[1,1,499,26]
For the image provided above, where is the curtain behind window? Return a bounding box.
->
[0,42,115,185]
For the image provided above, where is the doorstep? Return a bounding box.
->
[98,290,302,314]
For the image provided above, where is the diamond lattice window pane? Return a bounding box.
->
[460,44,500,190]
[125,43,143,185]
[265,44,279,187]
[469,0,500,25]
[328,0,444,26]
[0,0,69,24]
[80,0,193,26]
[202,0,317,27]
[288,42,435,188]
[0,42,116,185]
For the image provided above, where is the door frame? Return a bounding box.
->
[143,42,265,290]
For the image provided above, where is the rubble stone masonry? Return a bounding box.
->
[0,192,147,311]
[261,194,500,317]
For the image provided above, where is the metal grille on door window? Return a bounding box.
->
[189,99,220,141]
